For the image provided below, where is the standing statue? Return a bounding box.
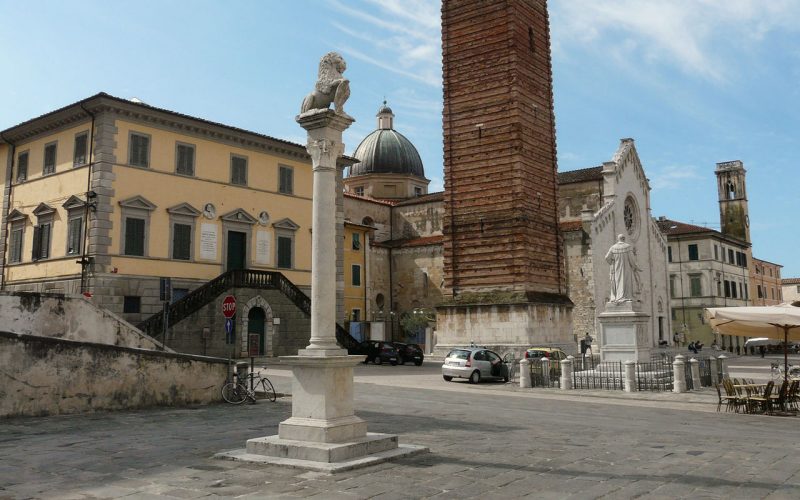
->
[605,234,641,303]
[300,52,351,115]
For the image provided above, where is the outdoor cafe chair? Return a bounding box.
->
[748,380,774,414]
[770,380,790,414]
[722,379,748,413]
[715,384,737,413]
[787,380,800,412]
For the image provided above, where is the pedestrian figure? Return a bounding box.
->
[759,345,765,358]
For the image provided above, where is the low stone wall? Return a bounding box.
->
[0,291,166,350]
[0,331,228,418]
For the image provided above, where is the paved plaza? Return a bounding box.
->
[2,357,799,499]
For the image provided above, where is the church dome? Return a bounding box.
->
[349,102,425,178]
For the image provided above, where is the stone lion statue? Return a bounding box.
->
[300,52,351,115]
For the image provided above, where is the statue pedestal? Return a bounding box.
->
[216,97,427,472]
[217,354,426,472]
[598,301,652,362]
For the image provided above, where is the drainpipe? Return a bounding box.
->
[79,103,96,294]
[0,132,15,290]
[388,204,394,340]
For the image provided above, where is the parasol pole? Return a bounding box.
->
[784,325,789,384]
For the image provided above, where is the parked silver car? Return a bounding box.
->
[442,347,509,384]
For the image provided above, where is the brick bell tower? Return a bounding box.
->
[436,0,573,354]
[715,160,751,244]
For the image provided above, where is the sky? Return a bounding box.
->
[1,0,798,277]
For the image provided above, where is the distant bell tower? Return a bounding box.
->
[715,160,750,243]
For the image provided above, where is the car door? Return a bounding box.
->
[486,350,503,379]
[472,350,491,378]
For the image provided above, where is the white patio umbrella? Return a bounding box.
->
[705,301,800,382]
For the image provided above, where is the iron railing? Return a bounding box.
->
[573,361,626,390]
[528,359,561,388]
[137,269,360,353]
[635,358,674,391]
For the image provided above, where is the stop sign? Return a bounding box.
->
[222,295,236,318]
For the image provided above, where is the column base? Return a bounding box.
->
[216,435,427,473]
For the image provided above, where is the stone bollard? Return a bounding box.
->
[710,357,720,386]
[673,355,687,393]
[560,357,573,390]
[718,355,729,380]
[689,358,701,389]
[542,358,551,386]
[519,358,532,388]
[624,360,636,392]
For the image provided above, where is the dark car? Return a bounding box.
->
[391,342,425,366]
[359,340,398,365]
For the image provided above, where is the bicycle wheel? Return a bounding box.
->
[261,378,277,402]
[221,382,247,404]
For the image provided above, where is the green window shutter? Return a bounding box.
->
[173,223,191,260]
[44,144,57,174]
[74,134,87,166]
[125,218,145,256]
[352,265,361,286]
[17,152,28,181]
[231,157,247,185]
[177,145,194,175]
[10,229,22,263]
[67,217,83,255]
[277,236,292,268]
[130,134,149,167]
[279,167,293,193]
[31,226,41,260]
[40,224,50,259]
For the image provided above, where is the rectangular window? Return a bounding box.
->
[724,280,731,298]
[43,142,57,175]
[124,217,146,256]
[277,236,292,268]
[671,308,677,320]
[352,233,361,250]
[354,186,364,196]
[351,264,361,286]
[172,223,192,260]
[728,248,735,264]
[175,143,195,176]
[67,217,83,255]
[669,275,677,298]
[717,278,722,297]
[123,296,141,314]
[769,268,773,277]
[714,245,718,261]
[744,284,748,300]
[771,288,775,299]
[667,246,672,262]
[32,223,51,260]
[9,227,23,263]
[74,132,88,166]
[231,155,247,185]
[731,282,738,299]
[690,275,702,297]
[797,285,800,293]
[17,151,28,182]
[129,133,150,167]
[757,285,763,298]
[414,187,422,196]
[687,244,698,261]
[279,166,293,194]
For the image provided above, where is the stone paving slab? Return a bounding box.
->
[1,375,799,499]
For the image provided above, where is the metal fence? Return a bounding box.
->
[528,359,561,388]
[635,358,674,391]
[573,361,625,390]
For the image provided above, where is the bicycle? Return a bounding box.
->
[770,362,800,381]
[222,373,277,404]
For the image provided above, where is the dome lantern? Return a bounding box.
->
[377,100,394,130]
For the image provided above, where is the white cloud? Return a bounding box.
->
[649,164,703,190]
[326,0,441,87]
[553,0,800,82]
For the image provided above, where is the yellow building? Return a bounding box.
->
[0,93,317,328]
[343,221,371,337]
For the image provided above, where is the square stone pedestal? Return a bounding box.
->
[598,301,652,362]
[216,354,427,473]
